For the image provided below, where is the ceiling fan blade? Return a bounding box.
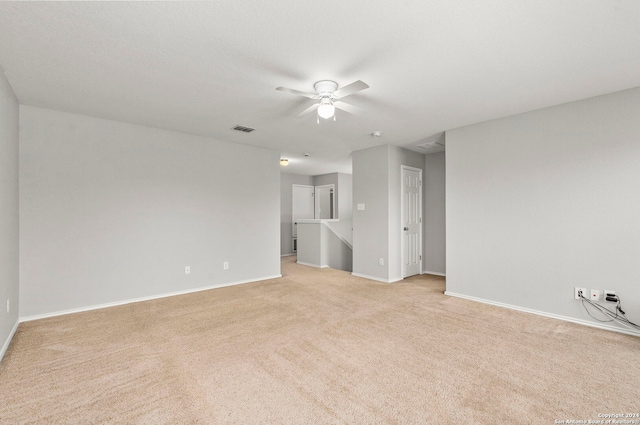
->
[333,80,369,99]
[296,103,319,117]
[276,86,317,99]
[334,101,366,115]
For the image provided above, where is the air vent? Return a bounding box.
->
[232,125,255,133]
[416,141,445,150]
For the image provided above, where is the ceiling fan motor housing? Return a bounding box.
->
[314,80,338,98]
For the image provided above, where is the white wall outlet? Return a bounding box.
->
[357,203,365,211]
[6,299,9,313]
[604,290,616,301]
[185,266,191,275]
[379,258,384,266]
[590,289,600,301]
[574,287,587,300]
[223,261,229,270]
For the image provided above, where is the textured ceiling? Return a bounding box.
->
[1,1,639,175]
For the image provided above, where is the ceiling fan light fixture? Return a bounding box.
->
[317,98,335,119]
[277,79,367,120]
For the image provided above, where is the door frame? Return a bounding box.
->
[401,165,423,278]
[292,184,315,237]
[315,184,335,219]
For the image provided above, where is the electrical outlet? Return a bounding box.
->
[223,261,229,270]
[574,287,587,300]
[379,258,384,266]
[604,290,616,302]
[185,266,190,275]
[590,289,600,301]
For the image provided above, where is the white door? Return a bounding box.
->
[292,184,315,237]
[401,166,422,278]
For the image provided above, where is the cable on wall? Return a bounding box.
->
[578,291,640,331]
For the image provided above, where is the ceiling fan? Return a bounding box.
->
[276,80,369,121]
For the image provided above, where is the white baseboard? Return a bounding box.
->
[444,291,640,338]
[20,274,282,323]
[351,272,402,283]
[423,270,446,277]
[1,319,20,363]
[296,261,328,268]
[281,253,296,257]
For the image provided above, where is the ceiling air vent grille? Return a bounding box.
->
[416,141,445,150]
[232,125,255,133]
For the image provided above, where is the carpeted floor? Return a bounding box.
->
[1,256,639,424]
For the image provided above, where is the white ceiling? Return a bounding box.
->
[1,1,639,175]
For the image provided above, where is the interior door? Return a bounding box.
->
[292,184,315,237]
[402,166,422,278]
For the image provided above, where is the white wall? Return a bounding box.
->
[423,151,446,275]
[19,106,281,318]
[0,68,19,360]
[446,87,640,334]
[280,173,313,255]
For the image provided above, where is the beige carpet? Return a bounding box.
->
[1,256,639,424]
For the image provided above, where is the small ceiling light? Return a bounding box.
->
[317,98,335,119]
[280,159,289,166]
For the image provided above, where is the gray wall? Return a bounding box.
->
[313,173,339,221]
[388,146,424,281]
[337,173,353,228]
[323,224,353,272]
[296,221,352,272]
[313,174,339,192]
[352,145,390,281]
[296,222,322,267]
[280,173,313,255]
[281,172,353,255]
[0,68,19,359]
[20,106,281,318]
[352,144,424,282]
[446,87,640,334]
[423,151,446,275]
[318,172,352,246]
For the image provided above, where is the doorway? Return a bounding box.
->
[315,184,335,219]
[401,166,422,278]
[292,184,314,240]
